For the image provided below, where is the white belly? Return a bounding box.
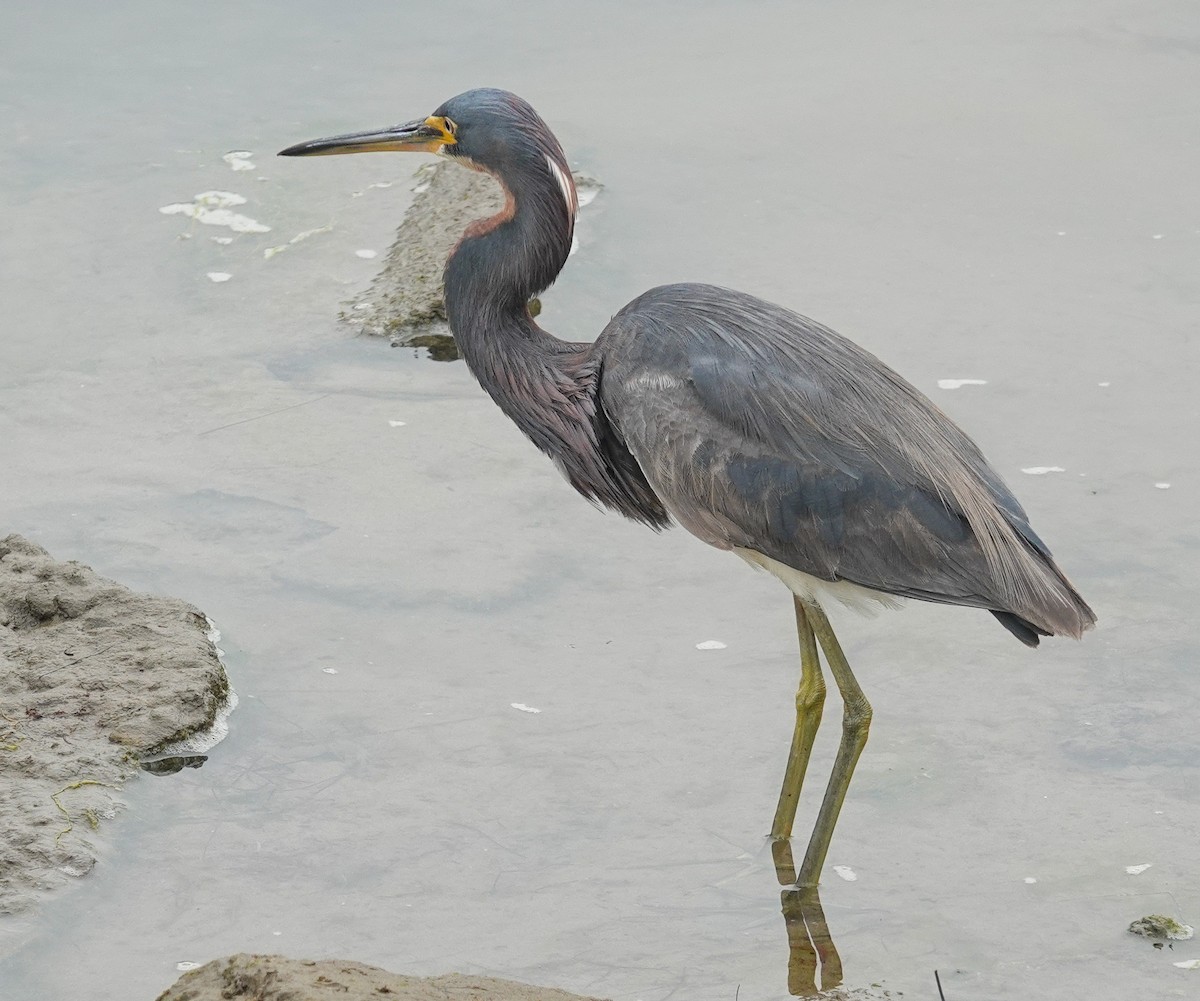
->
[733,547,903,616]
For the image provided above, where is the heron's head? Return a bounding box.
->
[279,88,577,218]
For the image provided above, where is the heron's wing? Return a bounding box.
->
[597,283,1093,636]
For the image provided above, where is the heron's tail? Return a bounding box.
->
[996,558,1096,647]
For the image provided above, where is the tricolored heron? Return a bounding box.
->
[280,88,1095,887]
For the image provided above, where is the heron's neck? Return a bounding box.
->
[441,162,672,530]
[445,162,573,312]
[443,163,585,408]
[443,164,598,464]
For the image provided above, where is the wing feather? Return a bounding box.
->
[596,283,1094,637]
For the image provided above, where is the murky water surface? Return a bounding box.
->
[2,1,1198,998]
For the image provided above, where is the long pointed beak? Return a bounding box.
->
[278,116,454,157]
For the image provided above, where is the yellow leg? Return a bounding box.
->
[796,602,872,887]
[770,597,826,841]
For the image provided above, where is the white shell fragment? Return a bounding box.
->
[1024,877,1038,884]
[574,176,602,208]
[937,379,988,390]
[832,865,858,882]
[1021,466,1066,475]
[222,151,256,171]
[205,272,232,283]
[176,962,201,972]
[355,249,378,259]
[1175,959,1200,969]
[1125,863,1153,875]
[695,640,727,650]
[159,191,270,233]
[388,420,407,428]
[263,224,334,260]
[353,180,399,197]
[1155,482,1171,490]
[410,167,435,195]
[322,668,338,675]
[510,703,541,714]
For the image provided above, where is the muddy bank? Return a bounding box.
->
[157,954,609,1001]
[0,535,232,915]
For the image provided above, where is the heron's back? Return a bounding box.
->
[595,283,1094,643]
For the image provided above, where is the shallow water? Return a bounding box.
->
[2,1,1199,998]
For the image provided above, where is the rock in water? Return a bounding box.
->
[0,534,232,915]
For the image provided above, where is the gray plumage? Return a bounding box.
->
[597,283,1094,644]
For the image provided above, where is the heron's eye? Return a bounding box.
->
[443,117,457,136]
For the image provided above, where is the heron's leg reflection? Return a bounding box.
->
[797,602,872,887]
[770,597,826,840]
[773,840,844,995]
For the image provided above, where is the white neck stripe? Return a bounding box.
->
[545,154,578,220]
